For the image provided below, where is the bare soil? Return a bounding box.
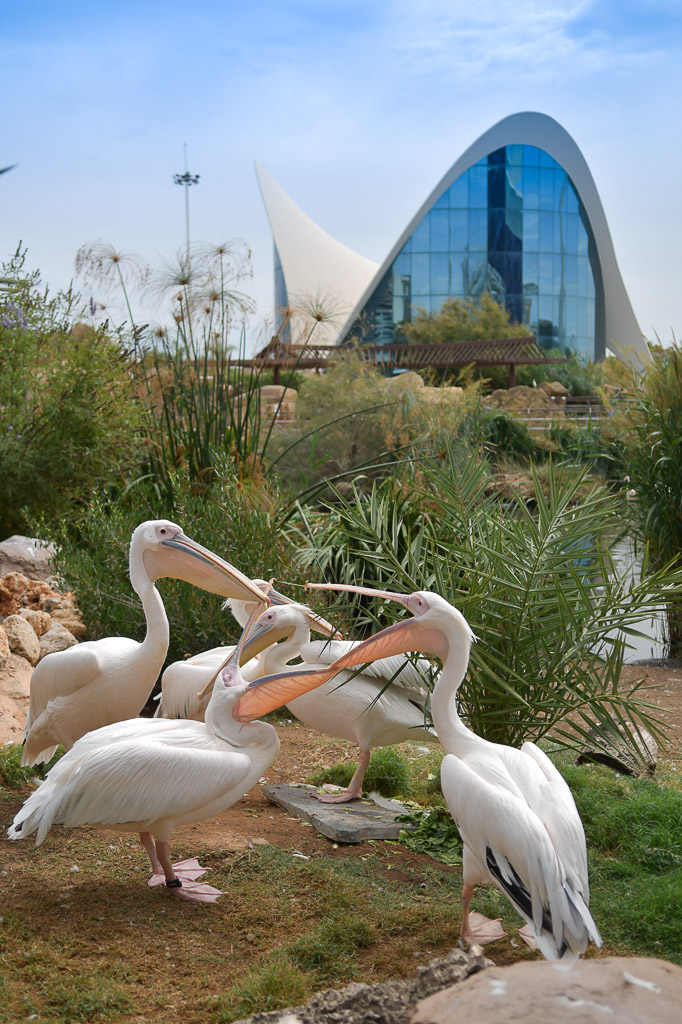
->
[0,662,679,1023]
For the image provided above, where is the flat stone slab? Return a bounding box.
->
[262,783,412,843]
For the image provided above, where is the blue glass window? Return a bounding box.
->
[358,141,599,358]
[539,168,555,211]
[522,165,539,209]
[469,164,488,208]
[430,209,450,251]
[412,254,430,296]
[469,209,487,251]
[448,174,468,208]
[431,252,450,294]
[450,209,467,247]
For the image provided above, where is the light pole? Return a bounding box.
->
[173,144,200,264]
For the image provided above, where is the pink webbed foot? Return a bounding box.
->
[517,924,538,950]
[312,786,362,804]
[148,857,209,889]
[461,911,507,945]
[174,881,223,904]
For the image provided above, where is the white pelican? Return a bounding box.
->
[267,583,603,959]
[21,519,267,766]
[155,582,341,721]
[160,593,437,802]
[8,605,328,903]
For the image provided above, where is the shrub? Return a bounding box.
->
[307,746,412,798]
[293,451,682,768]
[0,250,146,535]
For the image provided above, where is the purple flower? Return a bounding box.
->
[89,296,96,316]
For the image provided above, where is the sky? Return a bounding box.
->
[2,0,682,353]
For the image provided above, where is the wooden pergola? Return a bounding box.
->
[245,336,568,387]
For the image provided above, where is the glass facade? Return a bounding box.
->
[359,145,604,359]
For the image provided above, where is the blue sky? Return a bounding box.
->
[3,1,681,350]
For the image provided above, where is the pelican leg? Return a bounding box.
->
[150,839,223,904]
[459,884,506,946]
[313,749,370,803]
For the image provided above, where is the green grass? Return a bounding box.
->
[307,746,413,798]
[0,743,62,789]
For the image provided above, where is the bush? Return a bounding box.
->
[0,248,146,535]
[293,451,682,768]
[307,746,412,798]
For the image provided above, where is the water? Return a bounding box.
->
[606,538,668,663]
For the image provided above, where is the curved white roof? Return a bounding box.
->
[256,161,378,343]
[258,114,645,360]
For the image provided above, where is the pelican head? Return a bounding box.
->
[225,579,342,638]
[133,519,266,604]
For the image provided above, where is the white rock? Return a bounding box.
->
[2,614,41,665]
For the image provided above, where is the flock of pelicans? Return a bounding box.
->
[8,519,602,962]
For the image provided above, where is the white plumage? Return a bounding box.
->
[21,519,266,765]
[160,596,438,802]
[304,583,602,958]
[8,605,331,902]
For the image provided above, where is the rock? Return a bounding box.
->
[2,614,41,666]
[0,535,56,581]
[49,606,87,639]
[262,784,413,843]
[484,385,553,411]
[39,623,79,659]
[0,572,65,617]
[18,608,52,637]
[0,625,9,670]
[539,380,570,399]
[0,652,33,744]
[410,956,682,1024]
[234,947,489,1024]
[260,385,298,423]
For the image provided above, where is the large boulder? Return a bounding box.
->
[484,385,553,412]
[411,957,682,1024]
[2,614,41,666]
[0,535,56,581]
[0,572,78,619]
[0,625,9,671]
[39,623,79,659]
[0,652,33,744]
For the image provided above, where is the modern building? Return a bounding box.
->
[257,113,645,361]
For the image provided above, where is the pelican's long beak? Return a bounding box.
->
[262,584,342,639]
[144,533,267,604]
[232,584,437,722]
[196,614,292,704]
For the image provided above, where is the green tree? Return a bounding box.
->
[400,292,530,346]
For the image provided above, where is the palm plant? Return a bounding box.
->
[620,342,682,652]
[292,449,682,768]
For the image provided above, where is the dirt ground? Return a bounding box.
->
[0,662,680,1023]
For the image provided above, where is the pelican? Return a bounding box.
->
[160,593,437,802]
[257,583,602,959]
[21,519,267,766]
[8,605,331,903]
[155,581,341,721]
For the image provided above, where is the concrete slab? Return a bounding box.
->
[262,783,412,843]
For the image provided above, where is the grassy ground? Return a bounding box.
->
[1,730,681,1024]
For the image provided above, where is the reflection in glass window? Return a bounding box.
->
[431,253,450,294]
[412,254,430,296]
[448,174,468,208]
[430,210,449,251]
[360,142,599,358]
[412,217,430,253]
[469,164,488,208]
[450,209,467,248]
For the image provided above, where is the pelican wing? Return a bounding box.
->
[520,741,590,894]
[300,639,433,695]
[13,723,252,845]
[157,660,217,719]
[442,753,600,959]
[25,638,138,734]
